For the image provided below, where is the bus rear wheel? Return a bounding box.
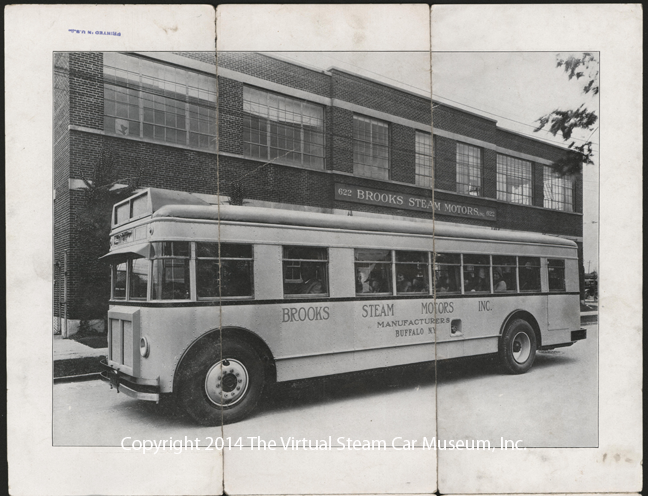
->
[499,319,537,374]
[178,339,265,426]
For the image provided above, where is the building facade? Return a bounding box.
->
[53,51,583,332]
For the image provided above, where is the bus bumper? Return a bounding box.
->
[99,360,160,402]
[571,328,587,341]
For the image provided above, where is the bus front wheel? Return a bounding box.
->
[178,339,265,426]
[499,319,537,374]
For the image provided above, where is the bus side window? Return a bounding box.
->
[151,241,190,300]
[463,254,490,293]
[434,253,461,294]
[492,256,516,292]
[196,243,254,298]
[355,249,392,295]
[283,246,329,297]
[395,251,429,294]
[519,257,541,291]
[547,259,566,291]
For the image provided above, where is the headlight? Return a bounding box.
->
[140,336,150,358]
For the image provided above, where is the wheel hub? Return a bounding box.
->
[204,358,249,407]
[512,331,531,364]
[222,373,238,392]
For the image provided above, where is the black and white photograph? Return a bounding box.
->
[7,4,642,495]
[52,48,598,451]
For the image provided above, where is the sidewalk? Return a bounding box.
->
[53,334,107,378]
[53,302,599,379]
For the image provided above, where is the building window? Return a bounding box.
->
[456,143,482,196]
[543,166,574,211]
[497,155,533,205]
[103,53,216,151]
[243,87,325,170]
[353,115,389,180]
[415,131,432,187]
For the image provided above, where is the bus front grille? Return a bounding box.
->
[107,308,140,375]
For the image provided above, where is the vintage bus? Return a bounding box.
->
[100,188,586,425]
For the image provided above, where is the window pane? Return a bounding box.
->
[353,115,389,179]
[548,259,566,291]
[152,241,189,258]
[196,260,218,298]
[112,263,127,299]
[497,155,533,205]
[196,260,254,298]
[415,131,433,187]
[283,246,328,296]
[354,248,391,262]
[355,262,392,295]
[544,167,574,211]
[396,267,428,294]
[222,260,254,297]
[434,265,462,294]
[463,254,489,265]
[283,261,328,296]
[434,253,462,293]
[115,203,129,225]
[519,257,541,291]
[457,143,482,196]
[151,259,190,300]
[492,264,516,292]
[396,251,427,263]
[103,54,216,150]
[283,246,327,260]
[129,259,149,300]
[131,194,148,218]
[243,87,324,169]
[435,253,461,264]
[463,255,490,293]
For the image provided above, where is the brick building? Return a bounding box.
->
[53,51,583,333]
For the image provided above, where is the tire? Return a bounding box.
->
[499,319,537,374]
[177,338,266,426]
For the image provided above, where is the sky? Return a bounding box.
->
[264,51,599,271]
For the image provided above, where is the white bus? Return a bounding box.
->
[100,188,586,425]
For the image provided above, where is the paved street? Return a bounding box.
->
[436,323,598,448]
[54,323,596,450]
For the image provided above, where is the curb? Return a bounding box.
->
[54,355,106,379]
[54,372,102,384]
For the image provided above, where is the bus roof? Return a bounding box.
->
[151,202,577,248]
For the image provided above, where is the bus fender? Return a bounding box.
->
[499,310,542,349]
[173,326,277,393]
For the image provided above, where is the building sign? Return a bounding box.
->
[335,183,497,221]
